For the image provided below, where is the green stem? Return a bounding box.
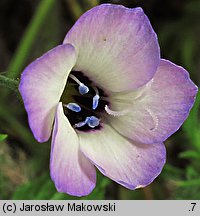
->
[0,75,19,92]
[7,0,56,79]
[176,179,200,187]
[85,0,99,8]
[65,0,83,20]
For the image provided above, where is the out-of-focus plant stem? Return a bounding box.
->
[142,186,154,200]
[85,0,99,8]
[0,104,48,156]
[0,105,38,154]
[176,179,200,187]
[65,0,83,21]
[7,0,56,79]
[0,0,55,154]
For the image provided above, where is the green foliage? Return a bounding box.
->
[0,134,7,141]
[12,171,111,200]
[7,0,56,79]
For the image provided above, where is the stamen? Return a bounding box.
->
[105,105,130,116]
[92,86,100,110]
[63,103,81,112]
[69,74,89,95]
[87,116,100,128]
[69,74,82,85]
[63,71,106,131]
[92,95,100,110]
[79,83,89,95]
[74,116,100,129]
[74,117,90,128]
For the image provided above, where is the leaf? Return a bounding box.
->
[162,164,183,179]
[179,150,200,160]
[12,170,111,200]
[176,178,200,187]
[186,166,198,180]
[12,173,50,199]
[0,134,7,141]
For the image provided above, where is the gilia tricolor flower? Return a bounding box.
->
[19,4,198,196]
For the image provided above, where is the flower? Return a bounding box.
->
[19,4,198,197]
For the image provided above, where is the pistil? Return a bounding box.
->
[105,105,130,116]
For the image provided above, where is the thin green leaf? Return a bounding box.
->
[179,150,200,160]
[0,134,7,141]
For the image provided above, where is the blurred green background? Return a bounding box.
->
[0,0,200,200]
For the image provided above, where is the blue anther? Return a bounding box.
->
[87,116,100,128]
[92,95,100,110]
[74,116,100,129]
[75,117,90,128]
[65,103,81,112]
[79,83,89,95]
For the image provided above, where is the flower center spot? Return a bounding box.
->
[61,71,108,132]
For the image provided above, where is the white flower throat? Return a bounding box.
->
[61,71,109,131]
